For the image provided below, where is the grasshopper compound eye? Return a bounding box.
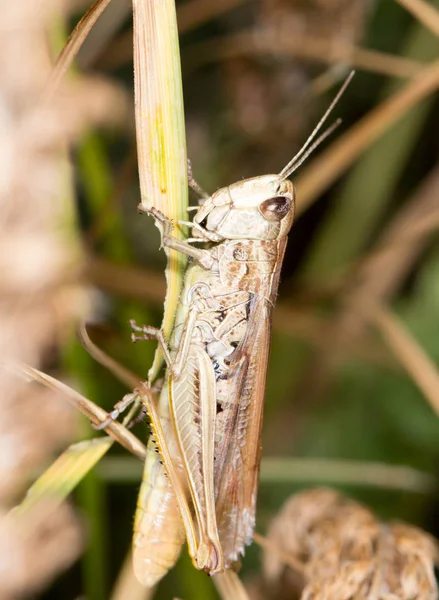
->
[259,196,292,221]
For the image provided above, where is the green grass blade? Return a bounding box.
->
[133,0,188,380]
[13,438,113,516]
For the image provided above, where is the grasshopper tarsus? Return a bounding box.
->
[137,205,174,238]
[130,320,160,342]
[130,318,146,332]
[149,207,173,230]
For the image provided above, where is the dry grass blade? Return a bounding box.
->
[367,303,439,419]
[44,0,113,101]
[78,323,141,390]
[13,438,113,517]
[273,305,396,370]
[178,0,247,33]
[344,165,439,307]
[396,0,439,37]
[213,570,251,600]
[296,57,439,214]
[133,0,188,380]
[184,31,423,80]
[83,255,166,303]
[260,457,435,492]
[263,488,438,599]
[7,363,146,460]
[97,455,436,494]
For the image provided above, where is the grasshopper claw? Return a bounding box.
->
[130,319,160,343]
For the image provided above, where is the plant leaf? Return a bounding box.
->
[13,438,113,516]
[133,0,188,380]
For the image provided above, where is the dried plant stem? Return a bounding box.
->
[184,31,423,80]
[296,57,439,214]
[83,256,166,302]
[213,570,250,600]
[6,363,146,461]
[77,324,141,390]
[177,0,247,33]
[44,0,112,100]
[260,457,434,492]
[395,0,439,37]
[97,455,434,493]
[368,303,439,419]
[309,67,350,97]
[342,165,439,312]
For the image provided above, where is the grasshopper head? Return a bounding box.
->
[193,175,295,241]
[191,73,353,243]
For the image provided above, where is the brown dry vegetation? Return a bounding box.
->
[0,0,126,597]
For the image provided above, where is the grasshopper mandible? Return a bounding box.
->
[123,74,354,587]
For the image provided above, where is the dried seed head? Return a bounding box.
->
[263,488,438,600]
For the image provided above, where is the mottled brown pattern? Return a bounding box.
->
[218,240,280,297]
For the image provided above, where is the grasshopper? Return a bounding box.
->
[111,74,353,587]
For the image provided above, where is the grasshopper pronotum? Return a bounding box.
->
[106,74,353,587]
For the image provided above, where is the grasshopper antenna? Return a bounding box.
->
[279,70,354,180]
[283,117,342,177]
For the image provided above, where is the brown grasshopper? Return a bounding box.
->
[106,74,353,587]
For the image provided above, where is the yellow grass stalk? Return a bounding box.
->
[13,438,113,518]
[133,0,188,380]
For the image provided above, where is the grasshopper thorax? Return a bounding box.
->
[193,175,295,242]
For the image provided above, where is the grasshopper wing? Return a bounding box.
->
[214,295,272,565]
[170,344,222,570]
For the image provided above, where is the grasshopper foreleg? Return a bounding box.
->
[130,318,192,379]
[138,206,214,269]
[130,320,174,370]
[176,220,222,243]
